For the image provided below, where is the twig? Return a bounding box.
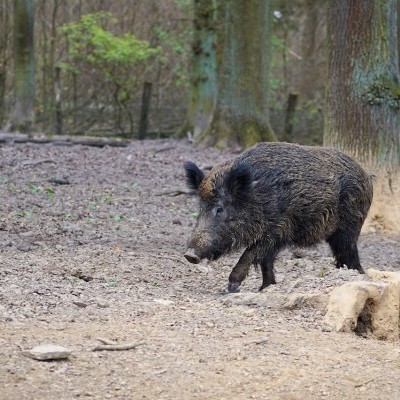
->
[21,159,56,166]
[244,337,269,346]
[354,377,376,388]
[154,146,175,154]
[155,189,191,197]
[91,341,145,352]
[96,337,118,345]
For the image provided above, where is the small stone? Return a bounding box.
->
[62,225,82,234]
[153,298,174,306]
[23,344,72,361]
[48,177,70,185]
[73,301,88,308]
[96,300,110,308]
[196,265,212,273]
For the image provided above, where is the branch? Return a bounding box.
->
[91,341,145,352]
[155,189,192,197]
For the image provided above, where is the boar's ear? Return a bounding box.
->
[226,164,253,202]
[184,161,205,192]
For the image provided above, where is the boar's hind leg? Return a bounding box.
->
[327,230,364,273]
[228,247,257,293]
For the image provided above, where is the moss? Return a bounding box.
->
[360,76,400,108]
[353,60,400,109]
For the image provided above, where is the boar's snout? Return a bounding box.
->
[184,248,201,264]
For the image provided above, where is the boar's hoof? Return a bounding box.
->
[228,281,241,293]
[184,250,200,264]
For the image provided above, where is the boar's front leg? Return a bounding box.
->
[259,248,279,291]
[228,246,258,292]
[228,243,280,292]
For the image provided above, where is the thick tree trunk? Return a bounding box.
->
[9,0,35,133]
[325,0,400,169]
[188,0,276,149]
[325,0,400,232]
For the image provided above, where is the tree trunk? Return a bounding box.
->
[9,0,35,133]
[54,66,62,136]
[284,93,298,138]
[325,0,400,232]
[0,0,11,127]
[139,81,153,140]
[188,0,276,149]
[298,0,326,104]
[185,0,218,141]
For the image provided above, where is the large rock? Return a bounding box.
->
[323,269,400,340]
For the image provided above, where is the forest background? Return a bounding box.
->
[0,0,325,143]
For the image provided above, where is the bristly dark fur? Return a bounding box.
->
[184,161,204,192]
[183,142,373,293]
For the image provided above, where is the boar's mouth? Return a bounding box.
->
[184,248,224,264]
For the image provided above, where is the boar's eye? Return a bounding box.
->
[214,206,224,216]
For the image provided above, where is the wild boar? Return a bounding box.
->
[183,142,373,292]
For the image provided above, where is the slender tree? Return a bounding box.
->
[9,0,35,133]
[325,0,400,231]
[188,0,276,148]
[0,1,11,127]
[185,0,218,142]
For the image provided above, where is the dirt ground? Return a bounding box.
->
[1,138,400,400]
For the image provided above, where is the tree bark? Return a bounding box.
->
[55,66,62,136]
[185,0,218,142]
[325,0,400,170]
[325,0,400,232]
[188,0,276,149]
[139,81,153,140]
[284,93,298,137]
[0,0,11,127]
[9,0,35,133]
[298,0,326,104]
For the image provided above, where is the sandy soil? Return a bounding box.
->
[1,138,400,400]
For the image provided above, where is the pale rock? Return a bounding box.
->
[324,274,400,340]
[371,281,400,340]
[23,344,72,360]
[324,282,386,332]
[367,268,400,283]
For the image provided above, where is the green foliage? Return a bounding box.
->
[59,12,159,75]
[11,210,33,219]
[58,12,161,134]
[28,183,56,201]
[45,187,55,201]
